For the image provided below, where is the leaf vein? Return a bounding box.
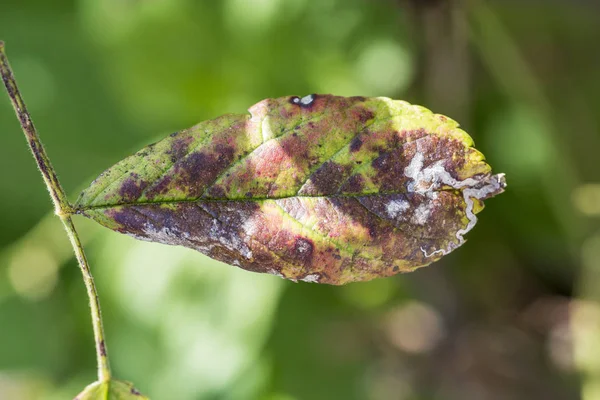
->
[272,199,358,259]
[198,108,330,198]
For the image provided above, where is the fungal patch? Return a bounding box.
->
[208,219,253,259]
[301,274,320,283]
[405,150,506,257]
[386,199,410,219]
[268,269,285,278]
[139,223,188,244]
[412,203,431,226]
[132,215,255,261]
[132,221,216,254]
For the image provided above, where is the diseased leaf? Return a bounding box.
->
[75,94,505,285]
[74,380,148,400]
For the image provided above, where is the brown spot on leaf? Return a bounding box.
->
[339,174,365,193]
[144,175,173,200]
[167,136,193,162]
[370,147,412,192]
[301,161,352,195]
[349,137,363,152]
[119,174,147,202]
[208,186,227,199]
[279,132,310,159]
[294,237,314,265]
[173,144,235,198]
[355,108,375,123]
[349,96,366,102]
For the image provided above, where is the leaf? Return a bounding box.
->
[74,380,148,400]
[75,94,505,285]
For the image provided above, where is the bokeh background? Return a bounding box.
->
[1,0,599,399]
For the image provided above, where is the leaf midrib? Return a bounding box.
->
[75,188,460,212]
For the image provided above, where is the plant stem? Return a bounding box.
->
[0,41,111,382]
[62,216,111,382]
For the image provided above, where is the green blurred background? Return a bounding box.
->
[1,0,599,399]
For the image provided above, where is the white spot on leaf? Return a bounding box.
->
[209,219,253,259]
[296,239,312,254]
[301,274,320,283]
[268,269,284,278]
[412,203,431,226]
[300,94,314,105]
[292,94,315,106]
[386,199,410,218]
